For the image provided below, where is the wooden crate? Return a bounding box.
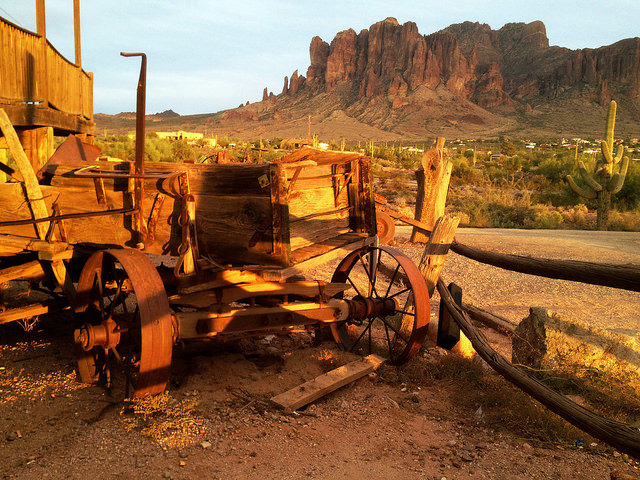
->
[33,147,376,267]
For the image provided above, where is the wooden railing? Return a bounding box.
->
[0,16,93,121]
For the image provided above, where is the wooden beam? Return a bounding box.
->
[36,0,46,38]
[462,303,516,336]
[169,281,349,309]
[0,233,68,254]
[416,214,460,297]
[0,302,68,326]
[73,0,81,67]
[0,260,46,283]
[1,104,96,136]
[450,241,640,293]
[0,109,50,239]
[271,354,385,413]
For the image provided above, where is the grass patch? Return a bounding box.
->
[121,392,203,447]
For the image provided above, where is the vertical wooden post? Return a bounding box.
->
[73,0,82,67]
[17,127,53,172]
[400,214,460,347]
[36,0,46,38]
[416,214,460,297]
[411,137,450,243]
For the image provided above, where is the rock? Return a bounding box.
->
[261,88,268,102]
[513,308,640,396]
[6,431,17,442]
[201,441,212,449]
[473,406,486,423]
[408,392,420,403]
[611,470,640,480]
[264,346,283,358]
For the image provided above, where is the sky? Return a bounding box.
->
[2,1,639,115]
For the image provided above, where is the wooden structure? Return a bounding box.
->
[34,146,376,268]
[0,3,94,171]
[0,87,430,400]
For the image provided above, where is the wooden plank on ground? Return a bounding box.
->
[271,354,386,413]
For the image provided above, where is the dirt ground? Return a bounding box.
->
[1,228,639,480]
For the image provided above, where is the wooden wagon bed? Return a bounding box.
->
[0,147,377,269]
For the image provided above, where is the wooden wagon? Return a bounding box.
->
[0,59,430,399]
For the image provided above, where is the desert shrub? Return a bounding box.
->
[487,202,536,228]
[171,140,197,163]
[122,392,202,446]
[612,160,640,211]
[537,157,574,184]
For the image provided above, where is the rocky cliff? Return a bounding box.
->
[271,18,639,109]
[100,19,638,139]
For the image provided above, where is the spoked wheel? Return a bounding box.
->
[330,246,430,365]
[74,249,173,398]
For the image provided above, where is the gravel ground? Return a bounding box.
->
[395,226,640,336]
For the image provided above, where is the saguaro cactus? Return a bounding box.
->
[565,100,630,230]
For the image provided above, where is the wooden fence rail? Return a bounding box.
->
[0,16,93,121]
[450,240,640,292]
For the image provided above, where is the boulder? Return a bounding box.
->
[513,307,640,396]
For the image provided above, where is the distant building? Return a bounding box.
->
[281,138,312,149]
[154,131,217,146]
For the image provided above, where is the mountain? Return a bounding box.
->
[97,19,640,139]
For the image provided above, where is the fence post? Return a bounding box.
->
[411,137,451,243]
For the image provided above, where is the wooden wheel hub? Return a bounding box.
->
[74,318,120,351]
[346,296,397,321]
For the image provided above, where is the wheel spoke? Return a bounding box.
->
[346,276,365,299]
[382,318,393,356]
[108,277,125,320]
[369,249,382,298]
[357,253,380,298]
[379,317,411,345]
[387,287,411,300]
[395,309,415,317]
[383,263,401,299]
[349,319,374,352]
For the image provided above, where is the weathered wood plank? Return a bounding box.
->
[0,260,45,283]
[0,301,68,325]
[0,108,50,239]
[271,354,385,413]
[0,183,57,237]
[46,160,271,197]
[170,281,349,309]
[417,214,460,297]
[288,186,348,218]
[284,233,373,278]
[289,213,351,251]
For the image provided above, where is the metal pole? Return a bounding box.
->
[120,52,147,245]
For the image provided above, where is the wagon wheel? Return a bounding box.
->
[376,210,396,244]
[330,246,429,365]
[73,249,173,398]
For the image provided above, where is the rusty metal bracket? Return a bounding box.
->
[145,193,166,248]
[93,177,107,205]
